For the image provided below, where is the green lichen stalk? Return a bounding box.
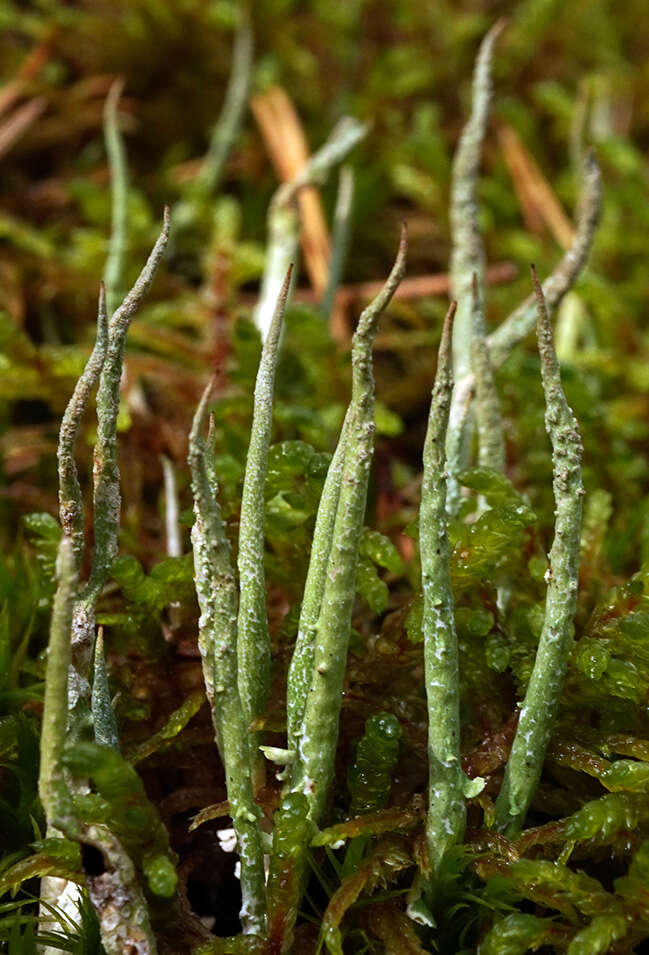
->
[253,117,367,341]
[57,283,108,570]
[188,379,266,936]
[290,225,407,823]
[103,79,129,318]
[420,303,467,878]
[285,409,349,754]
[487,150,602,369]
[494,267,584,836]
[68,209,170,734]
[238,265,292,786]
[39,537,78,825]
[446,21,504,515]
[197,7,253,195]
[322,164,355,318]
[40,539,158,954]
[470,273,505,473]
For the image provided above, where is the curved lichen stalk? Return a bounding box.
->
[188,380,266,936]
[494,267,584,836]
[197,6,253,196]
[57,283,108,571]
[420,303,469,878]
[487,150,602,369]
[290,225,407,823]
[253,117,367,341]
[446,21,504,516]
[103,79,129,318]
[68,208,171,735]
[238,265,292,788]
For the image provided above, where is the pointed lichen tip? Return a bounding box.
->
[439,301,456,367]
[490,17,507,41]
[104,76,125,114]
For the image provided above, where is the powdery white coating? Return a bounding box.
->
[64,210,170,748]
[420,306,467,879]
[237,267,291,781]
[494,270,583,836]
[285,410,350,753]
[188,379,267,935]
[58,284,108,569]
[84,824,157,955]
[289,228,406,824]
[446,22,503,516]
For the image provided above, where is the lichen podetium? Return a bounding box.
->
[420,303,467,879]
[188,378,267,936]
[289,224,407,824]
[494,267,584,836]
[446,21,503,516]
[238,265,292,790]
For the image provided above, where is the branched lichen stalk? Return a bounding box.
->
[446,21,504,515]
[86,206,171,605]
[494,267,583,836]
[285,410,350,755]
[420,303,466,878]
[290,226,407,823]
[321,164,355,318]
[103,79,129,318]
[253,117,367,341]
[470,273,505,472]
[68,209,170,732]
[238,265,292,786]
[188,380,266,935]
[487,150,602,369]
[57,284,108,571]
[197,7,253,195]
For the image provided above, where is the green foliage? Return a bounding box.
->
[478,913,552,955]
[348,713,402,816]
[61,742,177,898]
